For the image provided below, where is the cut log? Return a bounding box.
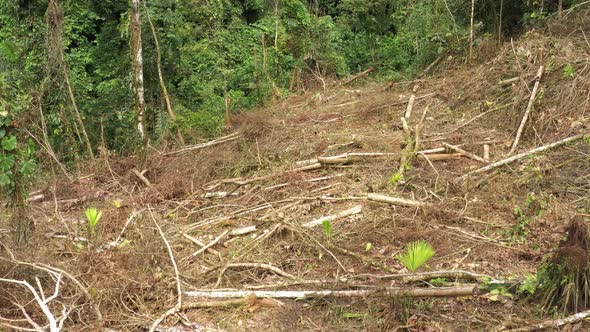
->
[367,193,424,208]
[303,205,363,228]
[185,285,477,299]
[509,66,544,155]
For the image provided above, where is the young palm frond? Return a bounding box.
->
[397,240,435,273]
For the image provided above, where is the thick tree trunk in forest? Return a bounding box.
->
[46,0,94,160]
[145,3,184,145]
[131,0,148,166]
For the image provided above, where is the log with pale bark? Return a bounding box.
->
[457,134,586,181]
[367,193,424,208]
[164,132,240,156]
[443,143,488,163]
[303,205,363,228]
[509,66,544,155]
[342,67,376,85]
[185,285,477,299]
[501,309,590,332]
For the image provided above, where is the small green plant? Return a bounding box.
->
[507,192,548,243]
[563,63,576,78]
[365,242,373,252]
[428,278,448,286]
[389,172,404,186]
[85,207,103,238]
[396,240,435,272]
[322,219,332,239]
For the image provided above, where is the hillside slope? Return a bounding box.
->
[1,11,590,332]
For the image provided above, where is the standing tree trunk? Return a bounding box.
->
[46,0,94,160]
[144,2,184,145]
[131,0,148,168]
[468,0,475,64]
[558,0,563,18]
[273,0,280,49]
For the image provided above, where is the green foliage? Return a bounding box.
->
[322,219,333,239]
[507,192,548,242]
[517,273,538,296]
[85,207,103,238]
[428,278,449,286]
[396,240,435,272]
[563,63,576,78]
[0,0,571,165]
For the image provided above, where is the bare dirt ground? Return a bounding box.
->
[1,11,590,332]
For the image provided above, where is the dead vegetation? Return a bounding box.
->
[1,10,590,332]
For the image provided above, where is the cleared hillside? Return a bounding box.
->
[1,10,590,332]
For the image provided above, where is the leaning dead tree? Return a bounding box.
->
[46,0,94,159]
[131,0,149,167]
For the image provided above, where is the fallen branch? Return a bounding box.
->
[443,143,488,163]
[303,205,363,228]
[417,53,445,78]
[181,230,229,264]
[457,134,586,181]
[148,209,182,332]
[342,67,375,85]
[98,210,143,252]
[317,152,399,164]
[372,93,437,112]
[328,243,396,273]
[0,272,68,332]
[509,66,544,155]
[502,309,590,332]
[230,226,257,236]
[185,285,477,299]
[379,270,497,283]
[437,102,516,135]
[133,169,151,187]
[0,245,103,329]
[182,296,283,310]
[221,263,297,280]
[164,132,240,156]
[183,234,220,255]
[367,193,425,208]
[417,153,464,161]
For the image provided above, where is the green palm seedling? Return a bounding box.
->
[397,240,435,272]
[85,207,103,239]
